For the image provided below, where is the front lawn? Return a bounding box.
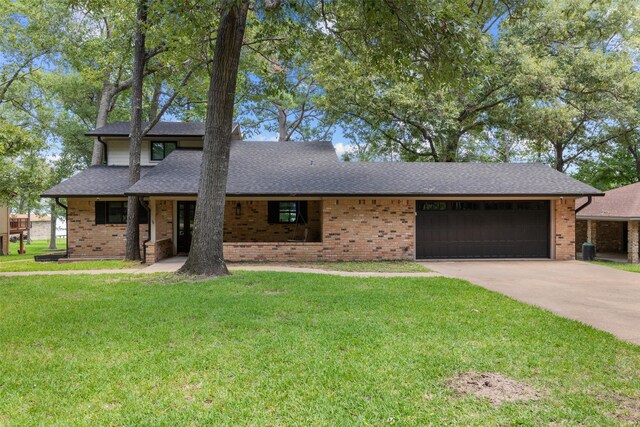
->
[0,272,638,425]
[0,259,139,272]
[236,260,430,273]
[1,239,66,261]
[592,261,640,274]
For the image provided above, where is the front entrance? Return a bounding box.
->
[177,201,196,253]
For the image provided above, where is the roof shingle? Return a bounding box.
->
[43,140,602,198]
[576,182,640,219]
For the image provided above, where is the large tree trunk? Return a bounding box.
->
[278,107,288,141]
[125,0,148,261]
[149,81,162,120]
[554,143,565,172]
[49,202,57,250]
[179,0,249,277]
[91,80,113,165]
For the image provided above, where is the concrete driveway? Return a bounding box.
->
[421,260,640,345]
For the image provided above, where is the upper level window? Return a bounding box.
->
[150,141,177,161]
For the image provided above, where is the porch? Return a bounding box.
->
[143,198,416,264]
[576,219,640,263]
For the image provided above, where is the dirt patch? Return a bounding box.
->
[602,393,640,424]
[448,372,542,406]
[263,289,286,295]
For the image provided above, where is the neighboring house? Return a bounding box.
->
[11,214,53,240]
[576,182,640,263]
[0,203,8,255]
[43,121,602,264]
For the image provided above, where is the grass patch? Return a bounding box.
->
[238,260,430,273]
[0,272,638,425]
[592,261,640,274]
[0,259,139,272]
[1,239,66,261]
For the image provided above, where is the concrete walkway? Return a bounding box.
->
[139,256,442,277]
[0,256,441,278]
[422,260,640,345]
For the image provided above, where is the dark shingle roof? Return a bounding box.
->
[127,142,600,197]
[42,167,154,198]
[86,121,241,138]
[43,141,602,198]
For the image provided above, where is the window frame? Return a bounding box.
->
[150,141,178,161]
[95,201,148,225]
[267,201,308,224]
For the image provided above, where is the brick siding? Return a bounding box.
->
[554,199,576,260]
[68,197,575,263]
[223,200,322,242]
[68,199,147,258]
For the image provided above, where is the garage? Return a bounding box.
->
[416,200,550,259]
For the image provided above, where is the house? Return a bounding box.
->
[575,182,640,263]
[11,214,54,240]
[0,203,8,255]
[42,121,602,264]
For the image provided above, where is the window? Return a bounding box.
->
[268,201,308,224]
[95,201,148,225]
[150,141,177,161]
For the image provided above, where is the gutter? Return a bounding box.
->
[97,137,108,165]
[54,198,69,258]
[574,196,593,214]
[140,198,151,265]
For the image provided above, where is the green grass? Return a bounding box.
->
[0,272,638,425]
[0,239,138,272]
[238,260,430,273]
[592,261,640,273]
[0,259,140,272]
[1,239,66,261]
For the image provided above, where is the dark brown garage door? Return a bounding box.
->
[416,201,550,259]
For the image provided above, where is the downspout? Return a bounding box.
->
[97,137,108,165]
[575,196,593,214]
[54,198,68,258]
[140,198,151,264]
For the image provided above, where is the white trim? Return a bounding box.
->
[577,216,640,221]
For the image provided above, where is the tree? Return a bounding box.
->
[496,0,640,171]
[124,0,149,261]
[313,0,527,162]
[178,0,251,276]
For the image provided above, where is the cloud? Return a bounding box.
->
[333,142,349,157]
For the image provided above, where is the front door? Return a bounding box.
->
[177,201,196,253]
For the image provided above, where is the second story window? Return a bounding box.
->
[151,141,177,161]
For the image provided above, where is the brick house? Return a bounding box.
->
[43,122,602,264]
[575,182,640,263]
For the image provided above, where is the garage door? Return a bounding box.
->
[416,200,550,259]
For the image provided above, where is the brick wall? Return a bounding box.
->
[224,199,415,262]
[146,238,173,264]
[320,198,415,261]
[155,200,173,241]
[68,199,147,258]
[575,219,587,252]
[224,242,323,262]
[223,200,322,242]
[595,221,625,252]
[575,219,627,253]
[554,199,576,260]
